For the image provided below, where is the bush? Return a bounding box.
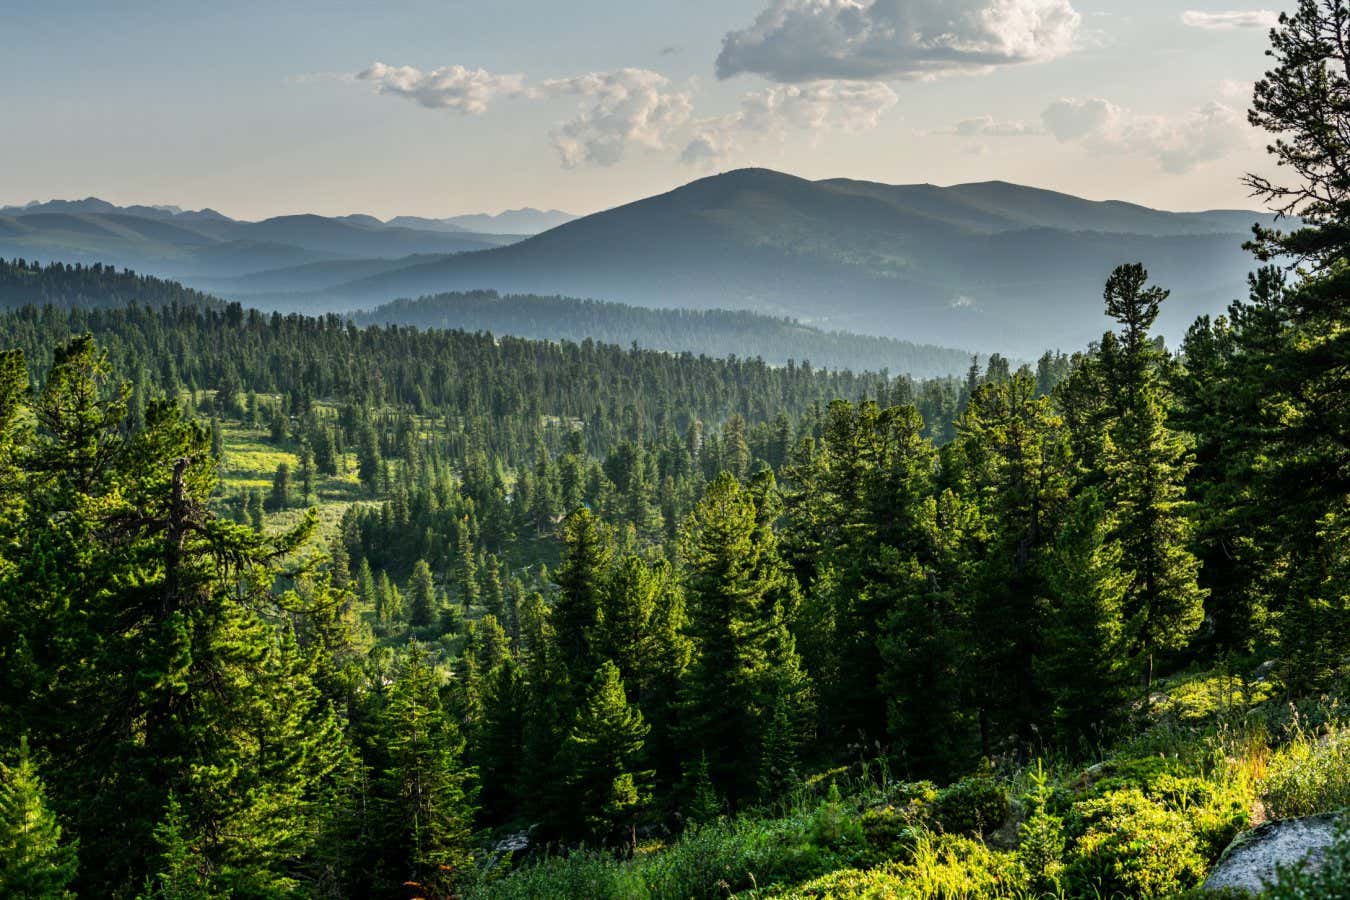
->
[1262,721,1350,819]
[771,832,1027,899]
[1082,755,1250,860]
[857,806,921,867]
[807,783,864,850]
[1063,788,1207,898]
[932,777,1010,837]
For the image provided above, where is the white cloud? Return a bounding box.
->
[1042,97,1250,173]
[1219,78,1254,98]
[1181,10,1279,30]
[542,69,693,167]
[716,0,1081,83]
[682,80,898,167]
[1042,97,1124,142]
[356,62,528,114]
[952,115,1041,137]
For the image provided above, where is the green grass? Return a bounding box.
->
[466,680,1349,900]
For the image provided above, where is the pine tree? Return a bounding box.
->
[455,519,480,614]
[138,794,209,900]
[475,655,528,827]
[562,661,653,849]
[554,508,613,699]
[408,559,438,628]
[1099,265,1206,703]
[379,646,476,896]
[1037,489,1132,746]
[0,739,77,899]
[680,473,809,803]
[1225,0,1350,689]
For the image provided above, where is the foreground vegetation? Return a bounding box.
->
[0,3,1347,898]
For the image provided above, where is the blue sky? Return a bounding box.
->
[0,0,1285,219]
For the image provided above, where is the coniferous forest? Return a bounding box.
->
[1,5,1348,899]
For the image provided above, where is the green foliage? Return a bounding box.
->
[0,739,77,900]
[932,777,1011,838]
[1017,762,1066,892]
[1262,720,1350,819]
[377,645,477,895]
[775,832,1028,899]
[1064,788,1207,898]
[562,660,654,846]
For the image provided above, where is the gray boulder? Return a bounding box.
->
[1203,812,1342,894]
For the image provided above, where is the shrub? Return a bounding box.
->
[932,777,1010,837]
[774,832,1027,899]
[1082,755,1250,860]
[901,831,1028,899]
[857,806,921,866]
[807,783,864,850]
[1017,762,1066,892]
[1063,788,1207,898]
[1262,721,1350,819]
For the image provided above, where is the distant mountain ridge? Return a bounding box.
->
[3,173,1279,356]
[278,169,1277,355]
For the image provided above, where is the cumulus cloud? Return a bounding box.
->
[1181,10,1279,30]
[1042,96,1124,142]
[1042,96,1250,173]
[356,62,528,114]
[682,80,898,167]
[542,69,693,167]
[716,0,1081,83]
[952,115,1040,137]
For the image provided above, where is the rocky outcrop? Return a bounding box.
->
[1203,812,1342,894]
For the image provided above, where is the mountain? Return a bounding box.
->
[296,169,1275,356]
[0,199,528,280]
[354,290,975,377]
[386,208,576,235]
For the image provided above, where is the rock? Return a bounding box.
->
[1203,812,1343,894]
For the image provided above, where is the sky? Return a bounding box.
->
[0,0,1288,220]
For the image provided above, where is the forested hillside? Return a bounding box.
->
[0,5,1346,900]
[355,290,975,376]
[0,258,224,310]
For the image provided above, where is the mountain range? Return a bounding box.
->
[0,199,559,280]
[2,171,1279,356]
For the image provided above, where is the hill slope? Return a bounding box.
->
[355,290,975,377]
[308,169,1274,355]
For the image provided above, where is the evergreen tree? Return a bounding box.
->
[269,460,291,511]
[562,661,653,849]
[138,794,209,900]
[554,508,613,699]
[1099,265,1206,702]
[408,559,438,628]
[0,739,77,900]
[1227,0,1350,689]
[378,646,476,896]
[680,473,809,803]
[1037,490,1132,747]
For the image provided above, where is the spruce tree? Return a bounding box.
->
[1037,489,1132,746]
[379,646,476,895]
[554,508,613,698]
[0,739,77,899]
[1099,265,1206,703]
[680,473,809,803]
[562,660,653,849]
[408,558,438,628]
[1226,0,1350,688]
